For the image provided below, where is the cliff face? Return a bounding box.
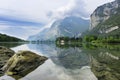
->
[90,0,120,29]
[28,16,89,41]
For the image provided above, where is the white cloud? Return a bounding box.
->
[0,25,42,39]
[0,0,115,39]
[0,25,10,30]
[0,0,115,23]
[48,0,87,20]
[84,0,115,14]
[46,0,115,21]
[0,0,70,23]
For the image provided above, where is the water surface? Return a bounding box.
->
[0,43,120,80]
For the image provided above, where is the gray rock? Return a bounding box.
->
[2,50,48,79]
[0,46,15,76]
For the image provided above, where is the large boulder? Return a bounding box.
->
[2,50,48,79]
[0,46,15,76]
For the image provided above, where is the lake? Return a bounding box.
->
[0,43,120,80]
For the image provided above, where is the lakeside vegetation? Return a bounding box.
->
[56,35,120,45]
[0,33,25,42]
[55,34,120,50]
[56,39,120,51]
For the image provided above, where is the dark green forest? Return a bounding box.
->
[0,33,24,42]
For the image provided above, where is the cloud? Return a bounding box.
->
[48,0,115,20]
[0,0,115,23]
[0,15,42,26]
[0,0,115,39]
[47,0,88,20]
[0,14,43,39]
[0,25,43,39]
[84,0,115,14]
[0,0,70,24]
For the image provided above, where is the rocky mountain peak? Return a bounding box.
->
[90,0,120,29]
[28,16,89,41]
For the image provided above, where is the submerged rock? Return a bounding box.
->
[2,50,48,79]
[90,53,120,80]
[0,46,15,76]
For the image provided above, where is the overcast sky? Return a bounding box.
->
[0,0,114,39]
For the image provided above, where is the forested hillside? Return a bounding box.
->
[0,33,24,42]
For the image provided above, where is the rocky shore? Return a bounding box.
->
[0,46,15,76]
[0,46,48,79]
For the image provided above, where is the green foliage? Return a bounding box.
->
[98,13,120,27]
[83,35,120,43]
[83,35,97,42]
[56,36,82,44]
[56,34,120,47]
[0,33,24,42]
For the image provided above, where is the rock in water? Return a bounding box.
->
[0,46,15,76]
[2,50,48,79]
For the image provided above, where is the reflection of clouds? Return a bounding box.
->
[21,59,97,80]
[0,75,15,80]
[1,44,98,80]
[14,44,98,80]
[27,44,58,57]
[11,44,44,56]
[28,44,91,69]
[51,47,90,69]
[11,44,30,52]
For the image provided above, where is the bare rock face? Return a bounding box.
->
[0,46,15,76]
[90,0,120,29]
[2,50,48,79]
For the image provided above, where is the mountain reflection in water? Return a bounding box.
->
[22,43,97,80]
[0,43,119,80]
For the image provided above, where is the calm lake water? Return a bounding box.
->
[0,43,120,80]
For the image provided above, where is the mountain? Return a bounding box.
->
[89,0,120,37]
[0,33,24,42]
[28,16,89,41]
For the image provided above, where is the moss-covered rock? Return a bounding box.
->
[0,46,15,76]
[2,50,48,79]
